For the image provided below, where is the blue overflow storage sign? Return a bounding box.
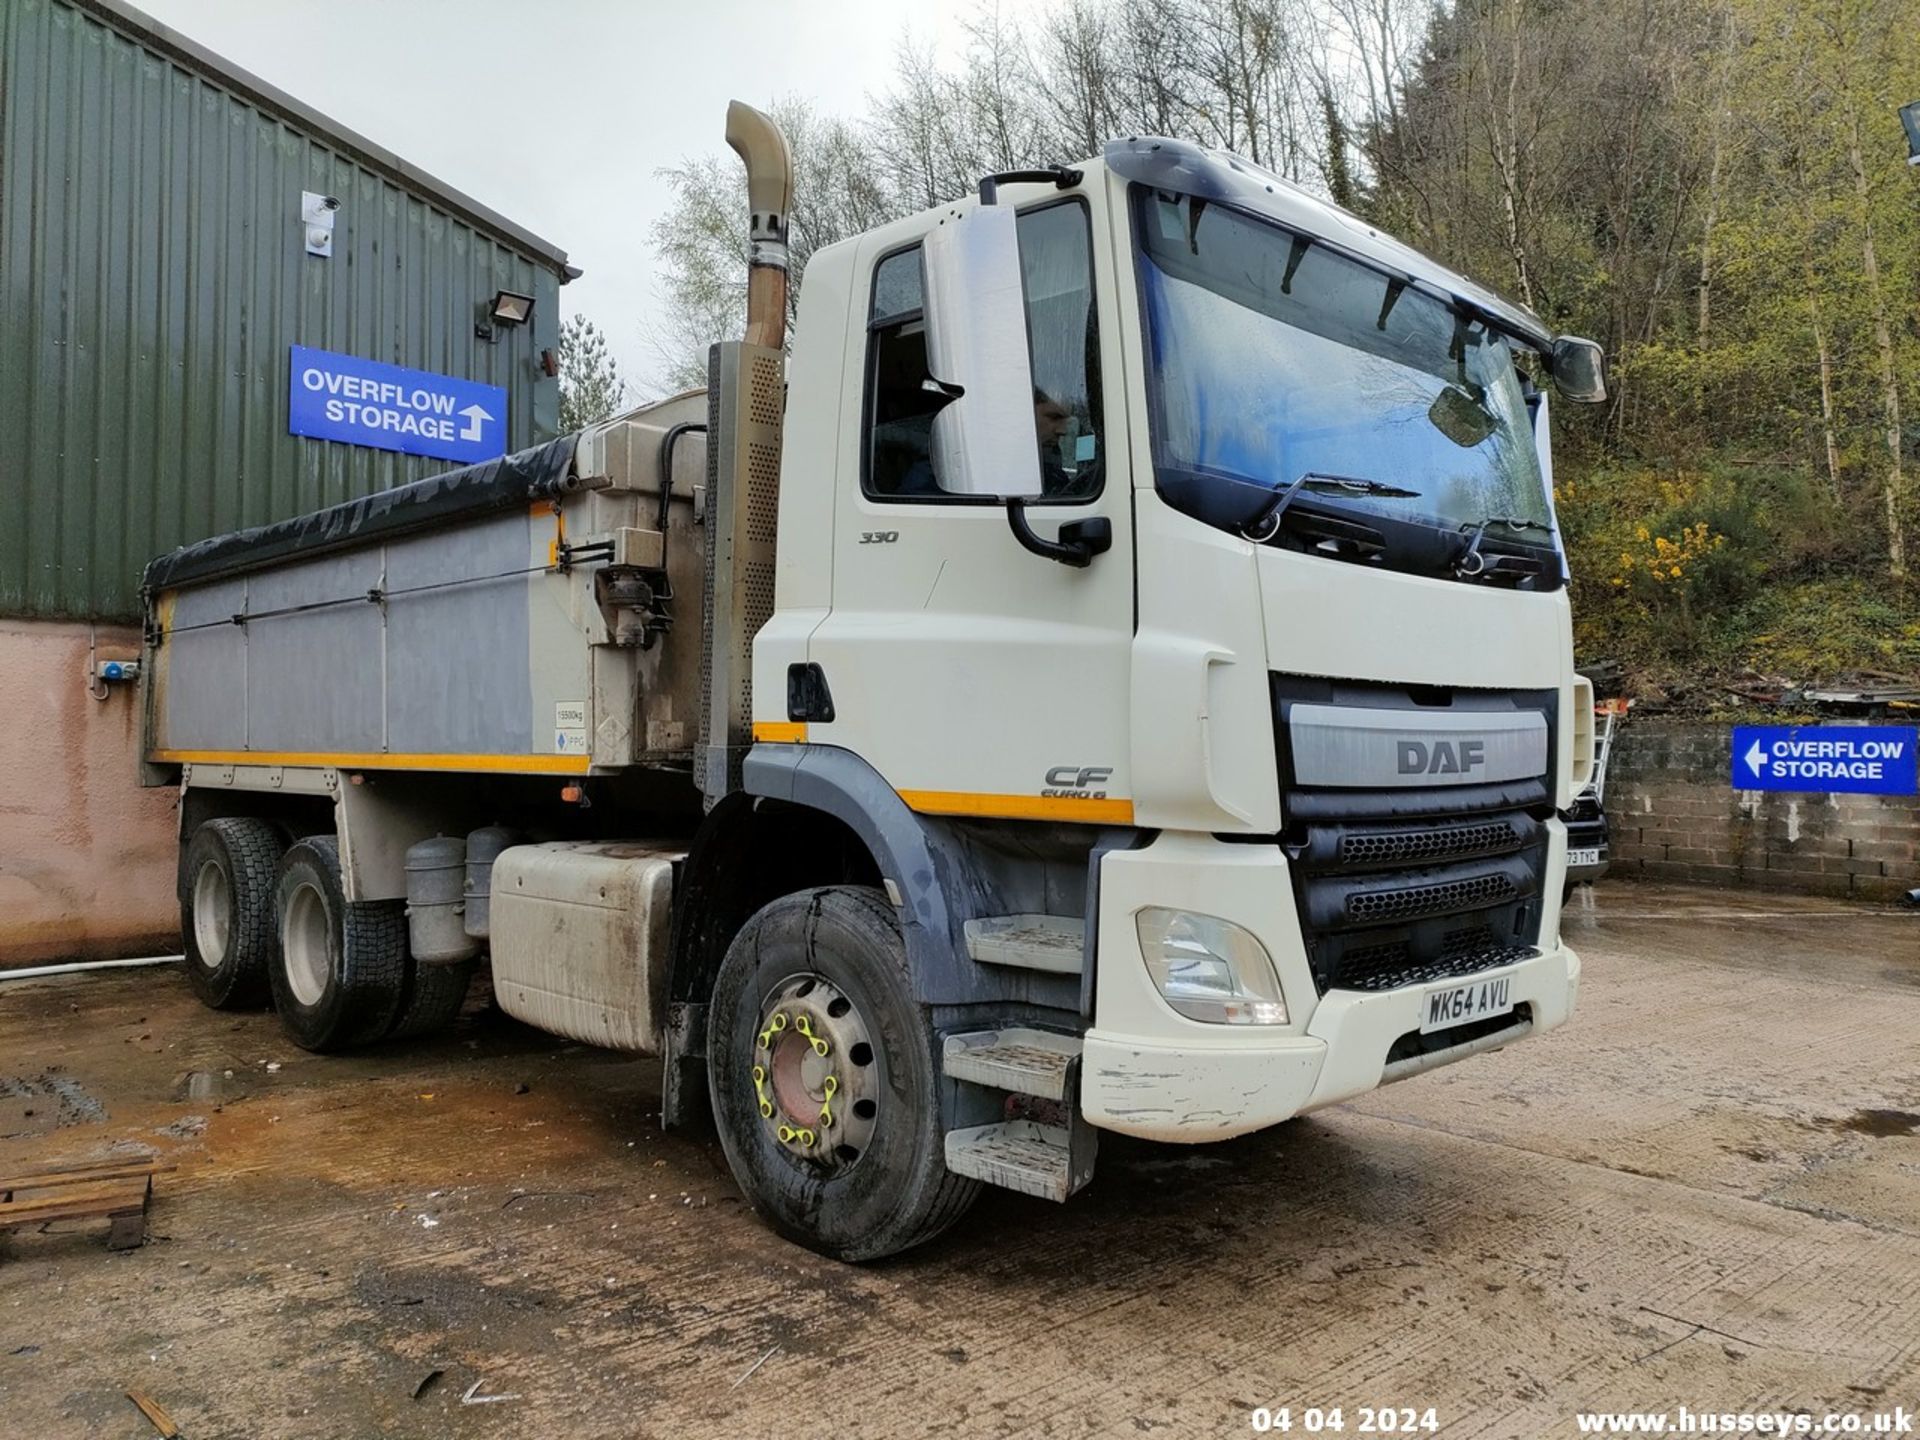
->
[289,345,507,464]
[1731,725,1919,796]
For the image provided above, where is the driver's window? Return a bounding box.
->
[864,202,1103,502]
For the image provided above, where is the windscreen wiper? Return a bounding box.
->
[1242,472,1421,542]
[1456,514,1556,579]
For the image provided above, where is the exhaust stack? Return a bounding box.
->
[725,100,794,351]
[698,103,793,809]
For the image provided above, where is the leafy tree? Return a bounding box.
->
[556,315,629,433]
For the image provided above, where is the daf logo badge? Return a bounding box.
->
[1397,739,1485,776]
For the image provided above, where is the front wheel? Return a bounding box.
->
[708,886,979,1262]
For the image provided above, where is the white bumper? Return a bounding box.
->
[1079,831,1580,1142]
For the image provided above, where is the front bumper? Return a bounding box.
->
[1080,831,1580,1142]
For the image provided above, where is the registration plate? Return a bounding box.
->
[1420,974,1513,1034]
[1567,847,1602,868]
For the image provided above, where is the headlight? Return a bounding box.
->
[1135,908,1288,1025]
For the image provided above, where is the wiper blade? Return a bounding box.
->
[1456,514,1557,580]
[1463,513,1553,533]
[1298,472,1422,499]
[1242,471,1420,541]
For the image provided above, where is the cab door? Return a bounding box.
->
[805,193,1135,823]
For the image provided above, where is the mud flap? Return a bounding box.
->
[662,1000,713,1137]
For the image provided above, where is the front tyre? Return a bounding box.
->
[708,886,979,1262]
[270,837,408,1052]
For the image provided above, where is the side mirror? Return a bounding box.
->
[1549,336,1608,404]
[922,205,1044,499]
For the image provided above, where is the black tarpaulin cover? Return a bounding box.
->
[142,435,578,594]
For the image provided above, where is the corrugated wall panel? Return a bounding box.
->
[0,0,566,620]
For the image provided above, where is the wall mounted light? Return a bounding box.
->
[490,290,536,326]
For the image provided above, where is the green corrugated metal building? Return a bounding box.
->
[0,0,573,621]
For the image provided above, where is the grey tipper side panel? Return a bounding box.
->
[165,579,250,747]
[1288,704,1547,788]
[744,743,1083,1010]
[247,550,385,752]
[385,519,532,753]
[160,509,533,755]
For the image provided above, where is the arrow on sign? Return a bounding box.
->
[1744,738,1768,778]
[458,404,493,442]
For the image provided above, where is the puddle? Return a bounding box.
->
[171,1069,251,1104]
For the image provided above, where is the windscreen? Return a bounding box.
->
[1137,191,1550,537]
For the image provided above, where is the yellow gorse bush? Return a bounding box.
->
[1603,514,1725,589]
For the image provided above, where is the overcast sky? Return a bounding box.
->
[138,0,1050,391]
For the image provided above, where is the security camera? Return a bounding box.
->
[322,195,341,211]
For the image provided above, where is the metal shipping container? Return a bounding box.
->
[0,0,573,621]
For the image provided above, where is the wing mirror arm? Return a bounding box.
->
[1006,498,1111,568]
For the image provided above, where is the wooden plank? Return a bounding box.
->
[126,1389,180,1438]
[0,1158,173,1194]
[0,1183,149,1230]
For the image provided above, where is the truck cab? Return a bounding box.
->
[693,133,1601,1249]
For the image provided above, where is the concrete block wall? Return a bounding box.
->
[1603,722,1919,901]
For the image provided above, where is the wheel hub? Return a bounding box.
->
[191,860,231,969]
[282,881,331,1008]
[751,975,879,1171]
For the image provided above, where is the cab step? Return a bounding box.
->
[944,1120,1095,1202]
[962,914,1084,975]
[943,1027,1080,1101]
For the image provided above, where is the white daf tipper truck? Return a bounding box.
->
[140,105,1607,1260]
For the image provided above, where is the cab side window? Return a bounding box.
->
[864,202,1103,501]
[866,249,941,497]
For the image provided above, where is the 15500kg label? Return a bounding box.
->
[555,701,588,756]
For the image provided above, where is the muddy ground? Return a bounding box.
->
[1,882,1916,1439]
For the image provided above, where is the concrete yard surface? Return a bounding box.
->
[2,882,1917,1438]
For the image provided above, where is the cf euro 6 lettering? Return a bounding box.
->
[1043,765,1113,799]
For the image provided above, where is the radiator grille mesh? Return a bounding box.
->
[1347,872,1517,925]
[1339,820,1518,867]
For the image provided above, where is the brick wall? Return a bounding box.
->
[1603,722,1919,900]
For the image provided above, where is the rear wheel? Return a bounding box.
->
[386,956,477,1041]
[708,886,979,1262]
[269,837,407,1052]
[181,818,284,1010]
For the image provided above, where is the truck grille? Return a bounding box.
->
[1273,676,1556,995]
[1337,818,1520,867]
[1346,871,1517,925]
[1337,933,1536,993]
